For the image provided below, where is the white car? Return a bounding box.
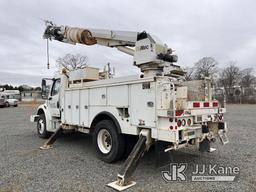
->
[6,99,18,107]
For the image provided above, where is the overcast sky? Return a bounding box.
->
[0,0,255,86]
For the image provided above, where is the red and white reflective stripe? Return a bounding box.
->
[175,110,184,116]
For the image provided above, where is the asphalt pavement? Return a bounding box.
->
[0,105,255,192]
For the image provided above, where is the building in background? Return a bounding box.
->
[21,90,42,102]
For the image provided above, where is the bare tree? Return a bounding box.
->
[56,53,88,71]
[193,57,218,80]
[240,68,255,88]
[218,61,241,101]
[183,66,195,81]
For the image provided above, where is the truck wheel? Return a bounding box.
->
[93,120,125,163]
[37,114,50,139]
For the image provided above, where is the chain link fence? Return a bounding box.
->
[224,87,256,104]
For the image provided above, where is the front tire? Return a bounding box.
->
[37,113,50,139]
[93,120,125,163]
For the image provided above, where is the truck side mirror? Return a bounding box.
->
[41,79,48,99]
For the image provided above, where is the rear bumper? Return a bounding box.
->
[30,115,39,122]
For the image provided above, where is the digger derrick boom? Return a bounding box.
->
[43,24,137,47]
[43,21,182,77]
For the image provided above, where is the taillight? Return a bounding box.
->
[203,102,209,107]
[181,119,186,126]
[170,125,173,130]
[177,120,182,127]
[187,119,192,126]
[193,102,200,108]
[213,101,218,107]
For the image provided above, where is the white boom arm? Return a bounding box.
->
[43,21,182,77]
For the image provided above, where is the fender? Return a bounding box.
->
[90,111,122,134]
[36,103,54,132]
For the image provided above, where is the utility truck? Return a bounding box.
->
[30,21,228,191]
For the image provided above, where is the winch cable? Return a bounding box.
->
[46,38,50,69]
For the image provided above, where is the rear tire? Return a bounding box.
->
[93,120,125,163]
[37,113,50,139]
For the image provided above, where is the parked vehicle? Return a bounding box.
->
[5,99,18,107]
[0,96,6,108]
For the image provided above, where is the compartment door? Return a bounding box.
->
[130,82,156,127]
[80,89,89,127]
[64,90,72,124]
[72,90,80,125]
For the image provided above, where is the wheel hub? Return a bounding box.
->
[38,119,45,134]
[97,129,112,154]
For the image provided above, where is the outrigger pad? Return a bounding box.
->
[39,145,53,150]
[208,147,216,153]
[107,180,136,191]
